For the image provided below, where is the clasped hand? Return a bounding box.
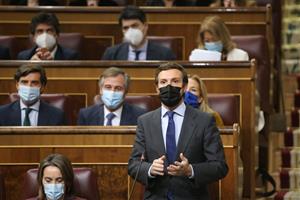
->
[150,153,192,177]
[31,48,53,60]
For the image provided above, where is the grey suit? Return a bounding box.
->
[128,106,228,200]
[101,41,176,60]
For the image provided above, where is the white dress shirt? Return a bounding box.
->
[20,100,40,126]
[103,105,123,126]
[128,40,148,61]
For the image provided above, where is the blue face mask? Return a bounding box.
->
[18,85,40,104]
[101,89,124,110]
[204,41,223,52]
[43,183,64,200]
[184,91,200,108]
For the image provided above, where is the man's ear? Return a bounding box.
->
[155,84,160,95]
[15,81,20,91]
[143,22,148,35]
[40,85,45,94]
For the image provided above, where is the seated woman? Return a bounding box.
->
[27,154,85,200]
[189,15,249,61]
[184,74,224,126]
[210,0,256,7]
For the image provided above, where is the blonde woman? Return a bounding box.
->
[184,74,224,126]
[190,15,249,61]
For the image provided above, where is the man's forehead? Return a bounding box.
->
[158,69,182,79]
[122,19,143,26]
[20,72,41,79]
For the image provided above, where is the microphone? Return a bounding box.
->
[128,151,144,200]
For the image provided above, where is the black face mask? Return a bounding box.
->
[159,85,182,107]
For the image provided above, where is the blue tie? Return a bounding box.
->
[106,113,115,126]
[23,107,32,126]
[166,111,176,164]
[134,50,141,60]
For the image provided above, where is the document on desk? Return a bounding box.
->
[189,49,222,61]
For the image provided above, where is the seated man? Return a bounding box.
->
[78,67,146,125]
[17,12,79,60]
[101,5,176,61]
[0,45,10,59]
[0,64,67,126]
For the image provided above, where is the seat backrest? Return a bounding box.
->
[0,172,5,200]
[148,36,184,60]
[207,94,241,125]
[22,168,100,200]
[9,93,66,110]
[57,33,84,59]
[0,35,17,59]
[231,35,271,113]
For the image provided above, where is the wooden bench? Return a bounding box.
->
[0,6,272,60]
[0,124,240,200]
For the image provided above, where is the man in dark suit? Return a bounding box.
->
[17,12,79,60]
[0,64,66,126]
[0,46,10,60]
[128,62,228,199]
[101,6,176,61]
[77,67,146,126]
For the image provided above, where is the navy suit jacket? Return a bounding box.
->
[17,44,79,60]
[77,103,146,125]
[0,46,10,60]
[128,105,228,200]
[0,100,67,126]
[101,41,176,60]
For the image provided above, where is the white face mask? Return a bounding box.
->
[35,32,56,50]
[124,28,144,46]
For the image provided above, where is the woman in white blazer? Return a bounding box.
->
[189,15,249,61]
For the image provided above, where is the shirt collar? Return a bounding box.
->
[20,99,40,111]
[104,105,123,119]
[161,101,186,118]
[129,39,148,53]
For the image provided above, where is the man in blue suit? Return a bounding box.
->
[77,67,146,126]
[128,62,228,199]
[0,64,67,126]
[17,12,79,60]
[101,6,176,61]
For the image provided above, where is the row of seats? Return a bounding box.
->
[0,168,100,200]
[2,93,241,125]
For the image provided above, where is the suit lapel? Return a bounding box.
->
[120,103,130,125]
[176,107,196,157]
[38,101,47,125]
[12,101,22,126]
[152,108,166,155]
[146,41,156,60]
[54,45,64,60]
[96,104,105,125]
[118,43,129,60]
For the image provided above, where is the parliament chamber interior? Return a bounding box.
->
[0,0,296,199]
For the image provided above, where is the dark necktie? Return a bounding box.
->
[134,50,141,61]
[106,112,115,126]
[23,107,32,126]
[166,111,176,164]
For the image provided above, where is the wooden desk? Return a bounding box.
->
[0,6,272,60]
[0,125,239,200]
[0,60,257,198]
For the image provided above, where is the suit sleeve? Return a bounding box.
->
[165,48,176,60]
[192,115,228,186]
[0,47,10,60]
[128,117,152,186]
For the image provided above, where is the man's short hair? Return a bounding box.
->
[118,5,147,26]
[30,12,60,35]
[155,62,188,86]
[99,67,130,92]
[14,64,47,86]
